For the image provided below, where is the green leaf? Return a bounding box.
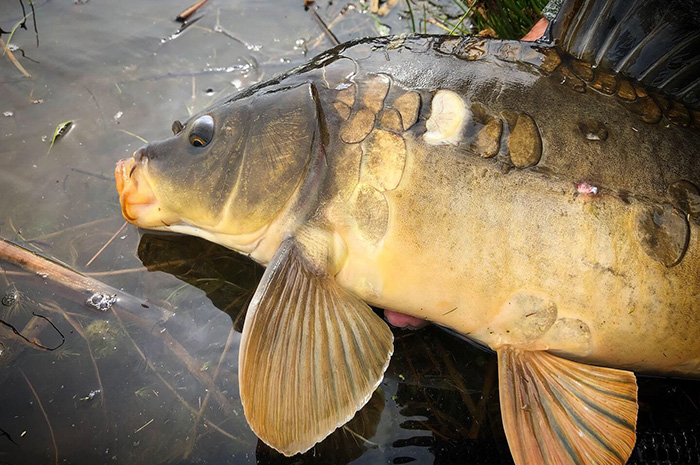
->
[47,120,73,155]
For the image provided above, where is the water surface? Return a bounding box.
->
[0,1,698,464]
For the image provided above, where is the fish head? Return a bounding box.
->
[115,83,319,250]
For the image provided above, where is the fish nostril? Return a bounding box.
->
[133,147,148,162]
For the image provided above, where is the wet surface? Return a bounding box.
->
[1,1,699,464]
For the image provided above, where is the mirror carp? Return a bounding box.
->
[115,0,700,463]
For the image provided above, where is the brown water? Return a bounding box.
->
[0,1,698,464]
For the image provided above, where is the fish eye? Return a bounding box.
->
[188,115,214,148]
[172,120,184,135]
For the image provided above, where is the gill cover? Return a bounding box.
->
[143,83,320,235]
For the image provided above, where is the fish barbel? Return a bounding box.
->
[115,0,700,463]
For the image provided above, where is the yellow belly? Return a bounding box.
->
[335,140,700,378]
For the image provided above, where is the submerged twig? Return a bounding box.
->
[0,238,242,441]
[468,358,498,439]
[111,308,244,444]
[134,418,154,433]
[3,10,33,56]
[176,0,209,22]
[115,306,239,419]
[85,221,127,268]
[438,346,477,416]
[117,129,148,144]
[27,0,39,47]
[184,325,236,457]
[0,426,19,447]
[41,302,106,408]
[0,312,64,351]
[307,6,339,46]
[0,237,150,314]
[17,0,39,47]
[27,217,116,243]
[70,168,113,182]
[0,37,31,78]
[20,369,58,465]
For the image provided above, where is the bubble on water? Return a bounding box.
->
[80,389,101,401]
[2,286,19,307]
[86,292,117,311]
[294,38,308,55]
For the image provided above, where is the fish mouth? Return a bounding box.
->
[115,157,174,228]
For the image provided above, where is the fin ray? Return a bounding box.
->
[498,346,638,465]
[239,239,393,456]
[552,0,700,108]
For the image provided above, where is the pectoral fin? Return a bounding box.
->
[497,346,638,465]
[238,238,394,456]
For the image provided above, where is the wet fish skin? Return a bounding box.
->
[115,34,700,462]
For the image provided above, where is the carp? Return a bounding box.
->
[115,0,700,463]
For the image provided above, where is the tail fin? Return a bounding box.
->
[549,0,700,109]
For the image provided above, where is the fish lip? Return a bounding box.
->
[115,157,159,225]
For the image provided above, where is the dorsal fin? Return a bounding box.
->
[550,0,700,109]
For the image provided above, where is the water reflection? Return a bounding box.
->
[137,232,511,465]
[1,212,699,464]
[138,233,700,465]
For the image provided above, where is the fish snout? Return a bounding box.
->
[114,155,163,227]
[115,157,136,198]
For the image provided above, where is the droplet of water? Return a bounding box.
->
[86,293,117,311]
[205,88,214,96]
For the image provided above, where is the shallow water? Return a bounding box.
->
[0,1,698,464]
